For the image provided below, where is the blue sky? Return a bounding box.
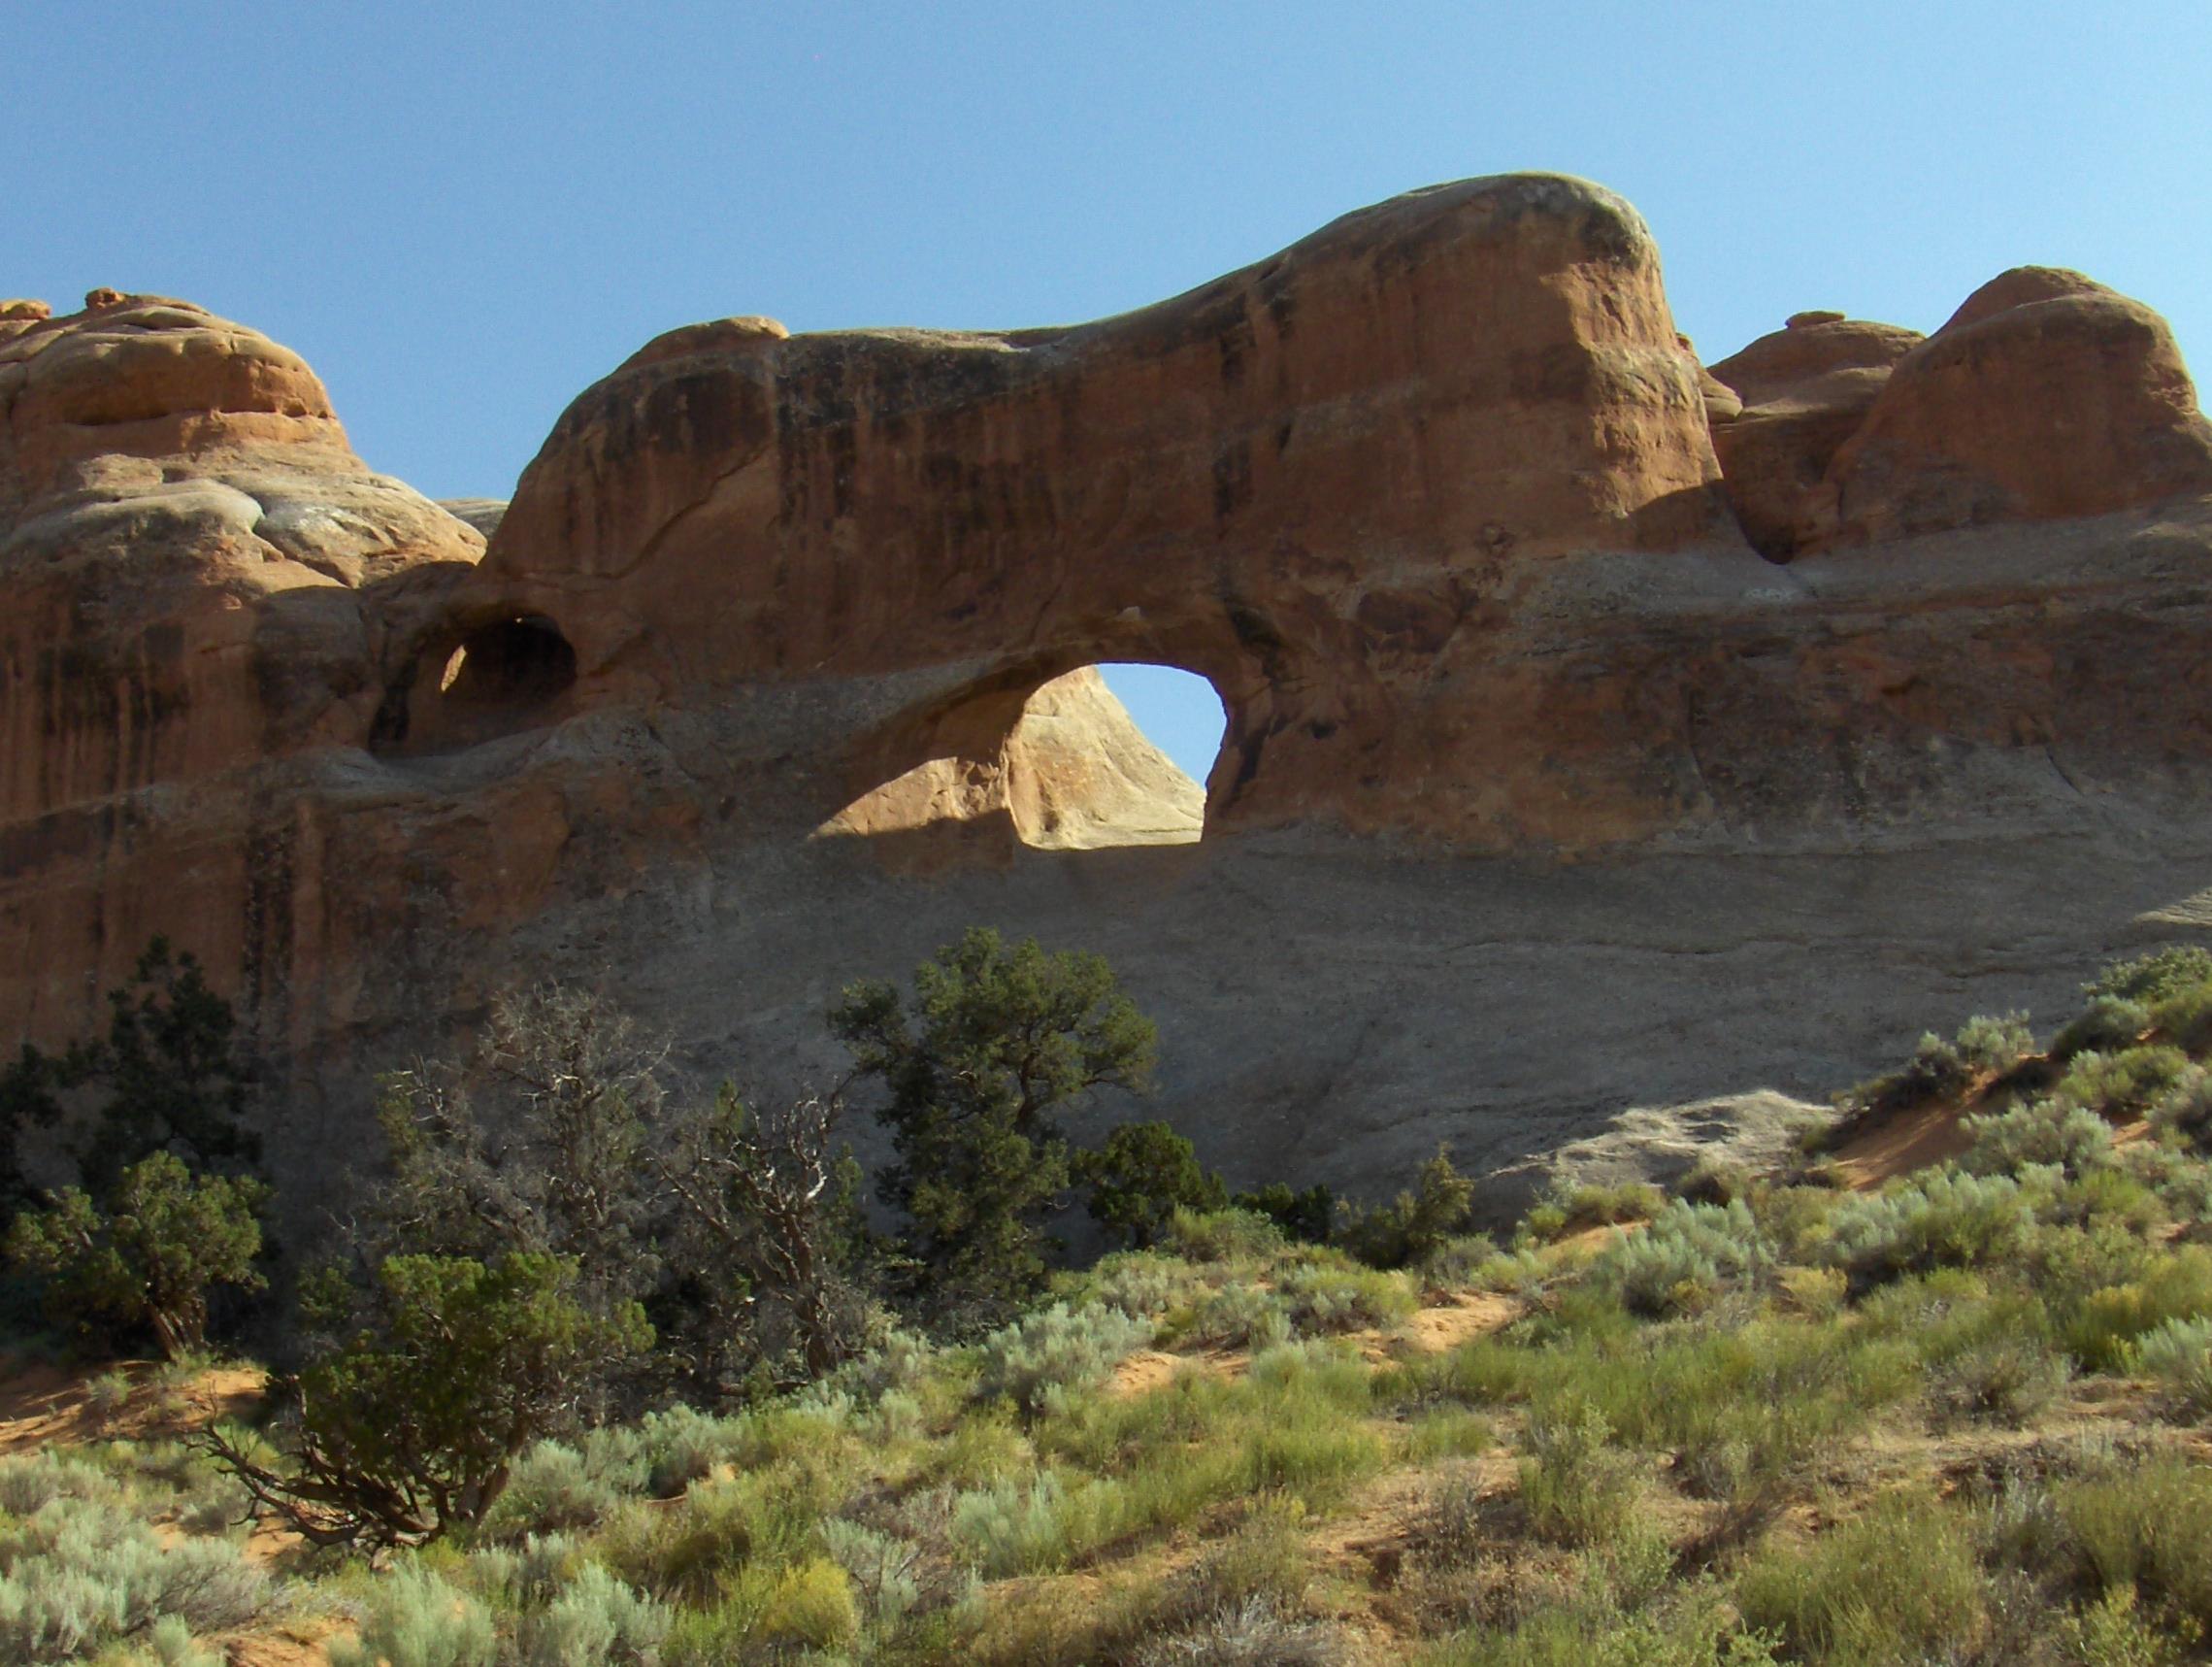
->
[12,2,2207,780]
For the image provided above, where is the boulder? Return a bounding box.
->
[1804,267,2212,547]
[1706,314,1924,558]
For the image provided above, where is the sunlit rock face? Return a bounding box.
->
[8,179,2212,1217]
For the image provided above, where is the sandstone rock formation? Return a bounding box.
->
[1705,313,1925,557]
[1802,267,2212,547]
[7,177,2212,1217]
[0,294,481,1039]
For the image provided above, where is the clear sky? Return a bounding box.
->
[11,2,2208,781]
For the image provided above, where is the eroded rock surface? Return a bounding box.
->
[7,179,2212,1216]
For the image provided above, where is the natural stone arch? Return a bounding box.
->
[370,609,580,757]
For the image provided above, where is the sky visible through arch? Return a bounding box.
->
[10,3,2207,778]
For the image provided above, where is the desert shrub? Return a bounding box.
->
[2055,997,2154,1062]
[1134,1597,1348,1667]
[1411,1464,1490,1571]
[1131,1496,1314,1637]
[950,1473,1070,1577]
[1063,1250,1205,1325]
[1733,1489,1987,1663]
[1555,1180,1666,1230]
[2152,1068,2212,1152]
[1963,1097,2114,1178]
[0,1451,125,1518]
[1517,1398,1636,1549]
[0,1494,271,1664]
[1230,1182,1335,1246]
[1183,1282,1292,1350]
[1821,1167,2039,1285]
[1273,1260,1418,1335]
[974,1301,1151,1418]
[1842,1031,1973,1120]
[1074,1121,1228,1250]
[210,1250,651,1548]
[1416,1233,1503,1292]
[503,1559,670,1667]
[1336,1148,1475,1269]
[820,1517,926,1632]
[2061,1246,2212,1370]
[479,1440,632,1543]
[326,1564,497,1667]
[2089,947,2212,1008]
[1165,1206,1285,1265]
[1928,1337,2072,1427]
[1678,1153,1753,1207]
[631,1405,750,1497]
[1776,1266,1847,1318]
[2054,1453,2212,1629]
[2134,1315,2212,1418]
[1589,1199,1772,1317]
[2056,1046,2193,1119]
[1955,1010,2037,1073]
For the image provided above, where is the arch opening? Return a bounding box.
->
[820,661,1230,854]
[370,613,578,757]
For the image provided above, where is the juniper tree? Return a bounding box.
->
[832,927,1157,1318]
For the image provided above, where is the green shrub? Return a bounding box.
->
[479,1440,633,1543]
[1589,1199,1771,1317]
[1273,1260,1418,1336]
[1075,1122,1228,1250]
[0,1493,271,1664]
[1415,1233,1502,1291]
[754,1556,860,1650]
[1928,1338,2072,1427]
[819,1517,925,1632]
[1955,1011,2037,1073]
[1131,1496,1314,1636]
[1842,1032,1973,1120]
[2154,985,2212,1056]
[1133,1596,1347,1666]
[1183,1282,1292,1350]
[2055,1454,2212,1629]
[1733,1489,1988,1663]
[1821,1167,2040,1285]
[1337,1148,1475,1269]
[1230,1183,1335,1246]
[2055,1047,2192,1118]
[1556,1180,1666,1229]
[2134,1316,2212,1417]
[326,1565,495,1667]
[2055,998,2154,1062]
[1165,1207,1285,1265]
[2152,1068,2212,1152]
[975,1302,1150,1418]
[1517,1399,1636,1549]
[2061,1246,2212,1369]
[512,1561,670,1667]
[5,1152,267,1360]
[951,1474,1071,1576]
[2088,947,2212,1008]
[1963,1097,2114,1178]
[1678,1153,1753,1207]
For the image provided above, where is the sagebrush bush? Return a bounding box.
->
[2060,1245,2212,1369]
[513,1561,670,1667]
[327,1565,494,1667]
[1164,1207,1286,1265]
[2088,947,2212,1008]
[2053,997,2153,1062]
[819,1517,925,1632]
[951,1473,1070,1577]
[1928,1338,2072,1427]
[1955,1011,2036,1073]
[975,1302,1150,1417]
[2154,985,2212,1056]
[1184,1282,1292,1350]
[1517,1399,1636,1549]
[1962,1096,2114,1179]
[2133,1315,2212,1417]
[2152,1067,2212,1152]
[2054,1453,2212,1630]
[1272,1260,1418,1336]
[1821,1167,2040,1285]
[1734,1489,1988,1664]
[479,1440,630,1543]
[1134,1596,1347,1667]
[1589,1199,1771,1317]
[0,1494,271,1665]
[2055,1046,2192,1118]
